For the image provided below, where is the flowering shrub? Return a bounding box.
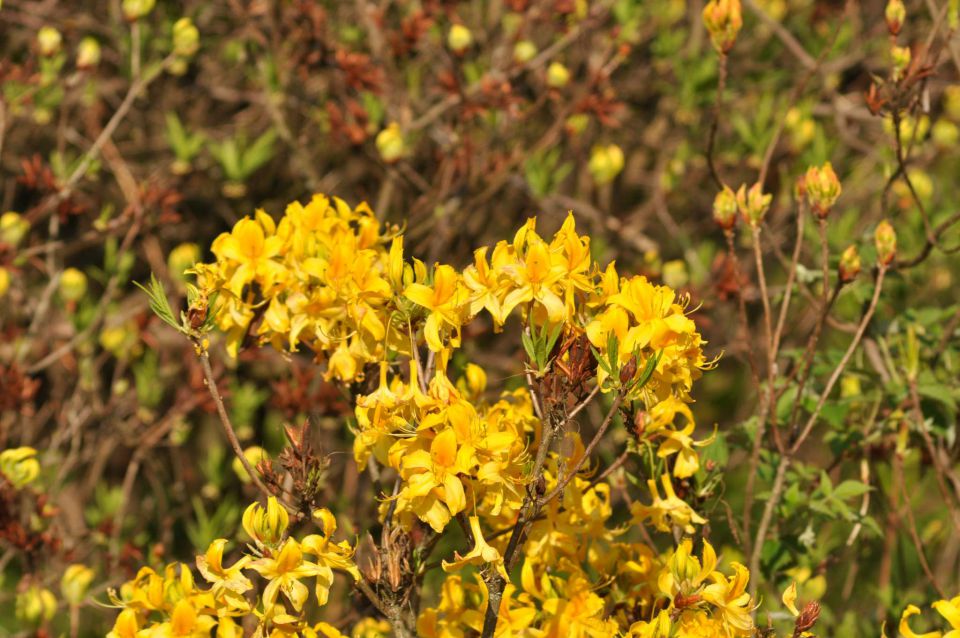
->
[3,0,960,636]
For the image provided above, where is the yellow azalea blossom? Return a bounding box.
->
[395,427,470,532]
[248,538,323,611]
[900,596,960,638]
[657,421,716,478]
[196,539,252,597]
[442,515,507,577]
[107,609,140,638]
[497,235,567,325]
[404,264,467,351]
[153,599,218,638]
[632,474,706,533]
[701,562,755,636]
[212,215,285,297]
[300,508,361,605]
[242,496,289,547]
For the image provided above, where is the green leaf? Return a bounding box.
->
[133,274,184,334]
[832,480,872,501]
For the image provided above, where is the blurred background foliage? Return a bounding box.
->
[2,0,960,635]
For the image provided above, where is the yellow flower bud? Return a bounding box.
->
[122,0,156,21]
[464,363,487,396]
[37,26,62,57]
[447,24,473,53]
[168,242,201,283]
[0,267,9,299]
[59,267,88,302]
[172,17,199,58]
[546,62,570,88]
[804,161,841,217]
[376,122,406,163]
[232,446,268,484]
[702,0,742,54]
[712,185,739,229]
[885,0,906,35]
[874,220,897,266]
[15,586,56,624]
[932,119,959,148]
[513,40,537,64]
[588,144,625,185]
[736,182,772,226]
[388,236,405,291]
[61,564,95,605]
[662,260,689,289]
[0,447,40,489]
[891,45,911,80]
[838,245,861,283]
[242,496,289,546]
[99,321,139,357]
[564,113,589,136]
[1,211,30,246]
[77,37,101,70]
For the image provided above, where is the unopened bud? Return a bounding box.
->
[232,446,268,484]
[172,17,199,58]
[588,144,625,185]
[804,161,841,218]
[77,37,101,70]
[168,243,200,284]
[37,27,62,57]
[874,220,897,266]
[891,45,911,81]
[546,62,570,88]
[736,182,772,226]
[122,0,156,21]
[59,268,88,302]
[514,40,537,64]
[702,0,743,54]
[1,211,30,246]
[242,496,289,547]
[712,185,739,230]
[564,113,590,136]
[447,24,473,54]
[15,586,56,624]
[0,268,9,299]
[464,363,487,396]
[0,447,40,489]
[885,0,906,36]
[376,122,405,163]
[838,245,861,283]
[61,564,95,606]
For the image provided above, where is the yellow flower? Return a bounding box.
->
[61,564,95,605]
[900,596,960,638]
[632,474,706,533]
[249,538,323,611]
[196,539,252,597]
[442,516,507,577]
[242,496,289,547]
[701,563,755,636]
[396,428,470,532]
[0,447,40,489]
[213,215,285,296]
[497,235,566,325]
[107,609,140,638]
[404,264,466,351]
[300,508,361,605]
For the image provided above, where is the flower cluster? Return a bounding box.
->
[130,194,804,636]
[107,498,360,638]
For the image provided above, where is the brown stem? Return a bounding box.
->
[196,346,285,510]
